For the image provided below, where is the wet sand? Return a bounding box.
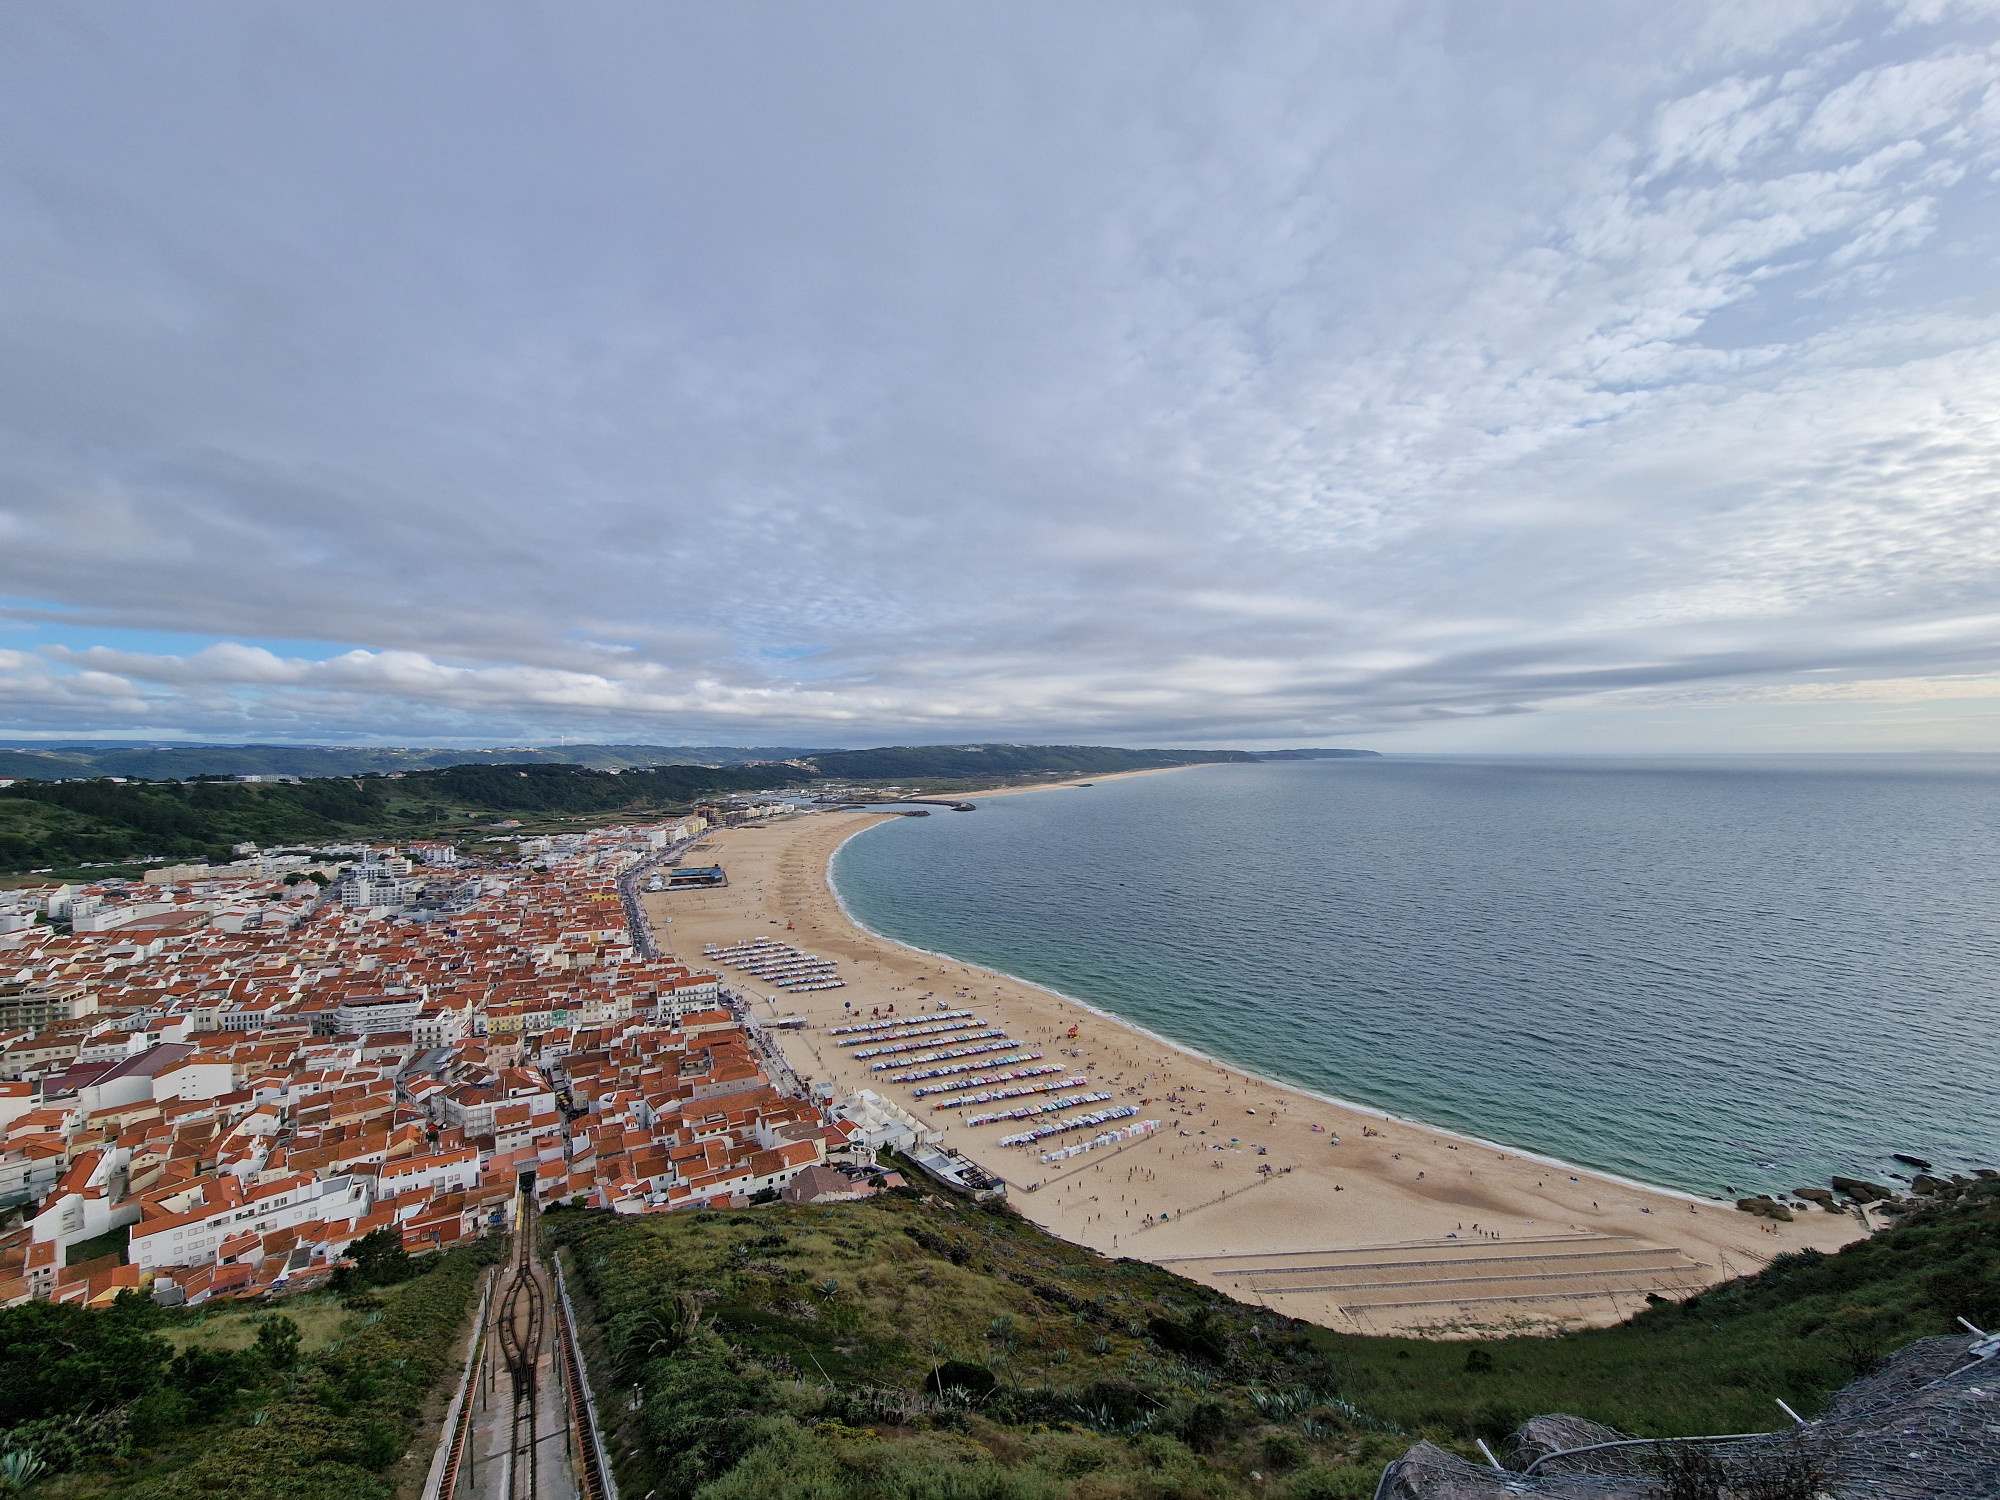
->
[641,780,1864,1335]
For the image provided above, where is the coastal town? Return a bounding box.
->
[0,793,1983,1500]
[0,814,926,1310]
[0,791,1878,1335]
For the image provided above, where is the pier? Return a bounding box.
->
[821,798,977,813]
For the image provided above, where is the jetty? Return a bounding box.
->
[819,798,978,814]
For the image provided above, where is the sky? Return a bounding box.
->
[2,2,1998,754]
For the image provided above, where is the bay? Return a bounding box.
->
[828,755,2000,1198]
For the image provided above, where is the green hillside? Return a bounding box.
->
[0,743,1364,873]
[0,762,804,872]
[4,1236,496,1500]
[550,1174,1999,1500]
[0,1173,1989,1498]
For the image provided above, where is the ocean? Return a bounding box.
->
[828,756,2000,1200]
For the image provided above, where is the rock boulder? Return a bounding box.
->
[1829,1175,1891,1204]
[1502,1414,1629,1471]
[1736,1196,1793,1221]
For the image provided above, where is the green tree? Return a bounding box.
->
[0,1300,171,1426]
[255,1315,303,1371]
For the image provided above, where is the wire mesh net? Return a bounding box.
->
[1378,1333,2000,1499]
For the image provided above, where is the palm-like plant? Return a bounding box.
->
[0,1449,49,1495]
[617,1292,713,1376]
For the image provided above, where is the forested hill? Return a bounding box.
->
[0,762,796,871]
[0,741,1378,785]
[0,744,1382,872]
[0,742,835,782]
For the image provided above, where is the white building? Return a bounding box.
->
[128,1173,372,1271]
[831,1089,939,1155]
[376,1145,479,1199]
[650,974,723,1023]
[333,994,425,1036]
[152,1059,237,1104]
[31,1145,136,1252]
[336,870,416,909]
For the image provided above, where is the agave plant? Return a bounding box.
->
[0,1449,48,1494]
[619,1292,714,1375]
[1248,1385,1319,1420]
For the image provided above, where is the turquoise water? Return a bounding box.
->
[828,756,2000,1199]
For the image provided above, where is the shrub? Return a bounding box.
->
[333,1227,418,1291]
[255,1315,303,1371]
[639,1339,776,1500]
[164,1345,252,1420]
[0,1297,171,1427]
[1078,1378,1153,1428]
[1260,1430,1310,1472]
[926,1359,996,1400]
[1923,1258,2000,1326]
[1170,1397,1236,1452]
[1287,1466,1379,1500]
[1149,1305,1230,1364]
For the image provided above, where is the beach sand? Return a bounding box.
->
[641,777,1864,1336]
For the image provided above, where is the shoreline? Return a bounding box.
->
[826,812,1726,1213]
[645,784,1866,1336]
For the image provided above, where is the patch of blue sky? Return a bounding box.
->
[0,604,352,665]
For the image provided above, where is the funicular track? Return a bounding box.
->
[423,1267,496,1500]
[496,1201,549,1500]
[552,1251,615,1500]
[425,1187,616,1500]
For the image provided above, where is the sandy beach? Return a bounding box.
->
[641,776,1865,1336]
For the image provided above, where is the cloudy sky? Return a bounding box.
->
[3,2,1998,752]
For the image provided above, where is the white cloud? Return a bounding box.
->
[1798,46,1999,153]
[0,3,1996,751]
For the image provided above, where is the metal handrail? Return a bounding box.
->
[552,1251,620,1500]
[421,1265,496,1500]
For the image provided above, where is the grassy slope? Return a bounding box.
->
[31,1242,498,1500]
[549,1180,1998,1500]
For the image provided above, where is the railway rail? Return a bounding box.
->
[496,1203,549,1500]
[425,1189,618,1500]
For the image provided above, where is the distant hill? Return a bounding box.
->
[0,743,837,782]
[799,744,1260,780]
[0,761,807,871]
[1255,747,1382,759]
[0,741,1379,784]
[0,742,1392,869]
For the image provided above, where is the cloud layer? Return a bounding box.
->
[2,2,1997,749]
